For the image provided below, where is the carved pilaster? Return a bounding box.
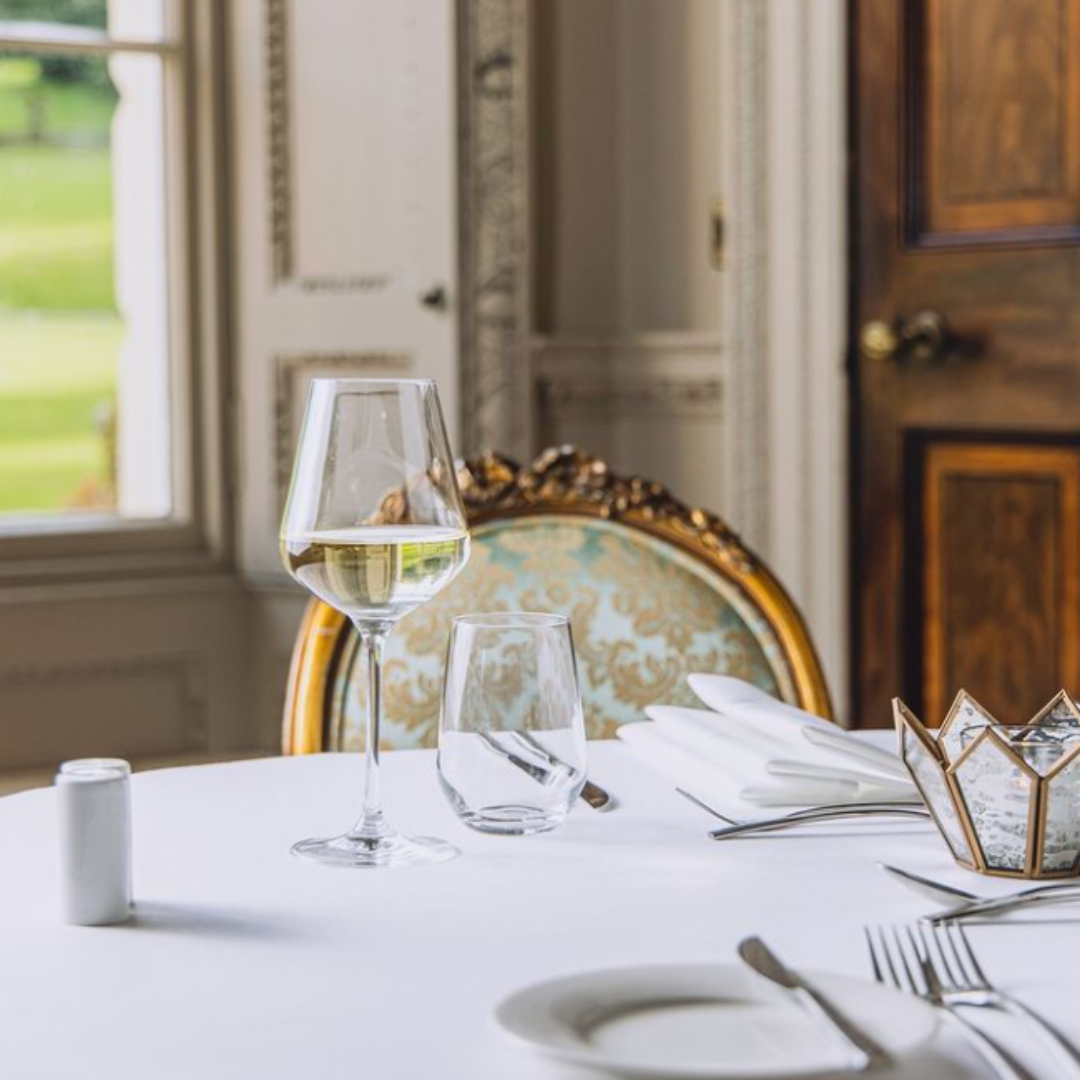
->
[720,0,769,550]
[456,0,533,459]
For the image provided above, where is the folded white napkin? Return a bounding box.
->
[616,675,916,810]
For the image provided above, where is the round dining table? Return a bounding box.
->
[1,739,1077,1079]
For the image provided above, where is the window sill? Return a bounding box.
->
[0,748,271,799]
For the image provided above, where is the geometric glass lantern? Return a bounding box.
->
[893,691,1080,878]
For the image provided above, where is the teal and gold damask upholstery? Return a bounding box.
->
[283,448,832,754]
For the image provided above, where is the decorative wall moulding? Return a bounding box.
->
[537,376,722,420]
[532,333,723,360]
[294,276,392,295]
[263,0,395,295]
[0,654,210,752]
[273,352,412,509]
[456,0,533,460]
[533,334,723,420]
[264,0,291,284]
[720,0,769,548]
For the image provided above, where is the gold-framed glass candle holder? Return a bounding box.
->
[894,691,1080,878]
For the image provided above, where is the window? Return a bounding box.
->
[0,0,209,551]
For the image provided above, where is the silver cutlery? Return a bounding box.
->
[738,936,888,1071]
[478,731,613,810]
[878,863,981,903]
[675,789,930,840]
[478,731,556,784]
[865,924,1029,1080]
[508,731,614,811]
[881,863,1080,920]
[928,886,1080,924]
[922,922,1080,1077]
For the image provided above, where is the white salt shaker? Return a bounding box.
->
[56,759,133,926]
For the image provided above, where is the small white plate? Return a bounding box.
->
[496,962,938,1079]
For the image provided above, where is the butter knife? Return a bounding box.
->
[737,937,890,1071]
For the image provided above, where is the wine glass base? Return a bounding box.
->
[290,831,459,869]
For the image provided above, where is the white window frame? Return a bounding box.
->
[0,0,231,587]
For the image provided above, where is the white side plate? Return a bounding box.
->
[495,962,938,1079]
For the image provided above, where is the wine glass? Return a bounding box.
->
[280,378,470,867]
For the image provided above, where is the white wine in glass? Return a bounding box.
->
[280,379,470,867]
[282,526,468,623]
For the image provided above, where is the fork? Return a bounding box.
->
[921,922,1080,1077]
[676,788,930,840]
[865,924,1031,1080]
[879,863,1080,921]
[928,885,1080,924]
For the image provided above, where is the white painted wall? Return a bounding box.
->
[229,0,461,582]
[228,0,462,743]
[532,0,725,514]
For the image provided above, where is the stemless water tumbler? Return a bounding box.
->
[438,613,587,834]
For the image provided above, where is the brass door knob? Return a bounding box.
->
[860,310,950,363]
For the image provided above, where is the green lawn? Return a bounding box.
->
[0,70,119,514]
[0,148,115,310]
[0,313,119,511]
[0,73,115,138]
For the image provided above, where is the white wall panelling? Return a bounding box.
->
[456,0,534,459]
[722,0,848,718]
[534,334,724,513]
[232,0,460,579]
[0,576,251,768]
[464,0,849,714]
[530,0,725,511]
[236,0,849,741]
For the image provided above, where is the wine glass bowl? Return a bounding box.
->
[281,378,470,867]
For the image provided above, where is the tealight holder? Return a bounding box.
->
[893,690,1080,878]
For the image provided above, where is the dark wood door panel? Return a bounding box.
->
[853,0,1080,727]
[910,438,1080,724]
[908,0,1080,246]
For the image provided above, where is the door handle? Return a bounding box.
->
[860,310,950,363]
[419,284,448,312]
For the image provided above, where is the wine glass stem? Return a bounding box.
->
[353,623,390,840]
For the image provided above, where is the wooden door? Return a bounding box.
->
[852,0,1080,727]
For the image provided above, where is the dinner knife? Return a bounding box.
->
[737,937,890,1071]
[508,730,614,811]
[479,731,613,809]
[477,732,556,785]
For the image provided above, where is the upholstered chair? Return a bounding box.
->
[283,447,832,753]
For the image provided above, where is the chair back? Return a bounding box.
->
[283,447,832,753]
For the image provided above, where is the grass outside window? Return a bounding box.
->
[0,49,119,515]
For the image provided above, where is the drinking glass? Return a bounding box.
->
[438,613,587,834]
[281,378,470,867]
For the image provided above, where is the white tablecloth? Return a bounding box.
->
[1,740,1077,1080]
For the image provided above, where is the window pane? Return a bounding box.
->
[0,49,171,523]
[0,1,163,39]
[0,0,107,30]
